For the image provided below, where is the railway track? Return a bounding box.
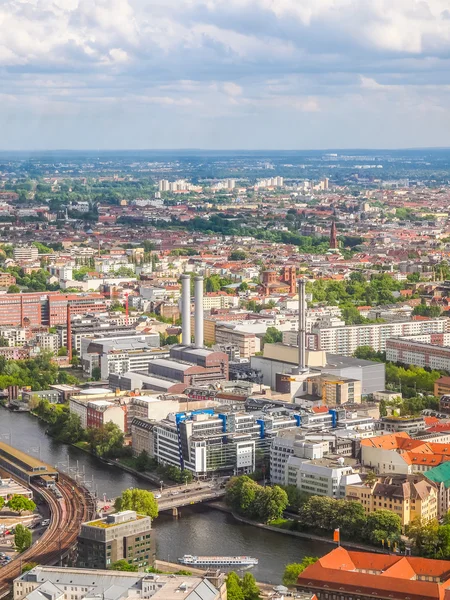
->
[0,474,95,597]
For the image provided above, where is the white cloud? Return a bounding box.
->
[223,82,242,96]
[1,0,450,147]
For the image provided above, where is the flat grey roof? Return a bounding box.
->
[325,353,383,368]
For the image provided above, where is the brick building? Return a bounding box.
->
[0,292,107,327]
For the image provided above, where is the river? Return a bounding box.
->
[0,410,332,584]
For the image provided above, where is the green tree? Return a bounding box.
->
[14,524,32,552]
[51,412,84,444]
[165,335,179,345]
[114,488,159,519]
[135,450,150,472]
[226,572,244,600]
[282,557,318,586]
[110,559,138,572]
[7,495,36,515]
[7,284,20,293]
[22,562,38,572]
[229,250,247,261]
[240,572,261,600]
[262,327,282,346]
[365,510,402,546]
[57,346,68,357]
[407,518,442,557]
[254,485,288,524]
[87,422,124,458]
[0,337,9,347]
[365,471,378,486]
[0,497,5,510]
[353,346,385,362]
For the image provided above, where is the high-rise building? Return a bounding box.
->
[313,318,449,356]
[158,179,169,192]
[77,510,153,570]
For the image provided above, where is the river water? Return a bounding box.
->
[0,410,332,584]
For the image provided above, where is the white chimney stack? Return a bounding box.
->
[298,278,307,372]
[194,275,204,347]
[181,274,191,345]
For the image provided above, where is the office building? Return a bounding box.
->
[81,334,160,378]
[270,430,324,485]
[77,510,153,570]
[134,405,304,477]
[14,567,226,600]
[0,292,107,327]
[380,415,426,435]
[285,456,361,499]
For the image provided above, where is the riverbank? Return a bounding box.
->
[208,501,387,554]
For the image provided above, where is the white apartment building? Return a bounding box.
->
[0,327,26,347]
[33,332,60,354]
[286,456,361,498]
[270,432,324,485]
[202,294,239,310]
[13,246,38,261]
[313,318,449,356]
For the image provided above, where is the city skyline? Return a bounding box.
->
[2,0,450,150]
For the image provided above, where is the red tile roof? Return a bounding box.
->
[298,547,450,600]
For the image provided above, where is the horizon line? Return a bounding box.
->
[0,146,450,153]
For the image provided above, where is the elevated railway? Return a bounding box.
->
[0,473,95,597]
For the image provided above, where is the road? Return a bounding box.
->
[0,474,95,597]
[98,480,227,513]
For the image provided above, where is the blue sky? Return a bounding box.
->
[2,0,450,150]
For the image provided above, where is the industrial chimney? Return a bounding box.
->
[67,302,73,363]
[181,274,191,345]
[297,278,307,372]
[194,275,204,347]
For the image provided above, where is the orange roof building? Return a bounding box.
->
[361,433,450,475]
[297,546,450,600]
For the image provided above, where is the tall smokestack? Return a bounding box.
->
[194,275,204,348]
[181,274,191,345]
[298,278,307,372]
[67,303,72,362]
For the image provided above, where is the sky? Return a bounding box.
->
[2,0,450,150]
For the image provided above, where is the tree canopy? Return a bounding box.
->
[110,560,138,572]
[282,557,318,586]
[114,488,159,519]
[226,476,288,523]
[7,495,36,515]
[14,524,32,552]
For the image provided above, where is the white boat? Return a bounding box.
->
[178,554,258,567]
